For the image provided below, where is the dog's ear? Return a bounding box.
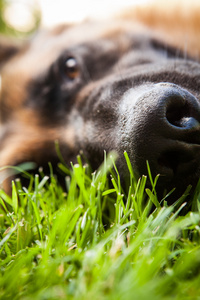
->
[0,36,22,65]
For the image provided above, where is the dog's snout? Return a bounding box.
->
[156,86,200,184]
[121,83,200,198]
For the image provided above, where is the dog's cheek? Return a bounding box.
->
[72,86,121,167]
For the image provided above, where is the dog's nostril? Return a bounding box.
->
[166,97,199,129]
[166,99,188,127]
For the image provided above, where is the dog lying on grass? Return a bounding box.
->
[0,0,200,200]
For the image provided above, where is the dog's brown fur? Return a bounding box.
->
[1,0,200,196]
[121,0,200,58]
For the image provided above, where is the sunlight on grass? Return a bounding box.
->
[0,152,200,299]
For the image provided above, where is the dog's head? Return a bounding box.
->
[1,13,200,198]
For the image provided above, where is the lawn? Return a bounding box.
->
[0,152,200,299]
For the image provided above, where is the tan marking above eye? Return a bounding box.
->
[65,57,80,80]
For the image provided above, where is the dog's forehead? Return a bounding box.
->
[3,19,144,77]
[0,19,151,112]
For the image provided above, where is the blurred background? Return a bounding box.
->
[0,0,150,37]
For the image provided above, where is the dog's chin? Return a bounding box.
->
[120,161,198,209]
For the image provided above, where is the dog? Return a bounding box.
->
[1,0,200,200]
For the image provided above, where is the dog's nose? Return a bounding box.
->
[123,83,200,197]
[154,84,200,177]
[165,90,200,131]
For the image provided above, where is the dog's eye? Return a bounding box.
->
[64,57,80,80]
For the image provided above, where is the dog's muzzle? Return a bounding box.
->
[119,82,200,199]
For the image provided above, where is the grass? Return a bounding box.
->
[0,152,200,299]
